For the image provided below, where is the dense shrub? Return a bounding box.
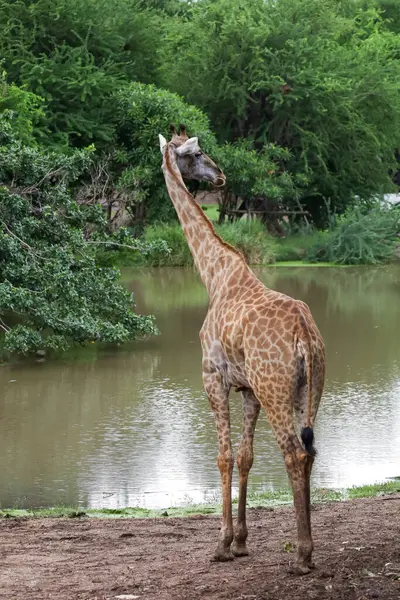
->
[114,82,302,227]
[214,140,306,216]
[141,218,277,266]
[0,74,45,145]
[274,232,326,262]
[142,223,193,267]
[217,219,277,264]
[306,205,400,265]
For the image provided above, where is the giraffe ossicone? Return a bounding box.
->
[158,134,167,152]
[175,137,200,156]
[159,125,325,574]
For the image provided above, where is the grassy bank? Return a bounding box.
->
[108,204,400,268]
[1,481,399,520]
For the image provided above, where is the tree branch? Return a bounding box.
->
[87,240,141,251]
[0,317,10,333]
[1,221,33,251]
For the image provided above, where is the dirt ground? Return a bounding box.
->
[0,495,399,600]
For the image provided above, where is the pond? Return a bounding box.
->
[1,266,400,509]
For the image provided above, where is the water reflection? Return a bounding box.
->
[0,266,399,508]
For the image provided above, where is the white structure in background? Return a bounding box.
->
[383,193,400,206]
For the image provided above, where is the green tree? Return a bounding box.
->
[0,72,45,145]
[160,0,400,223]
[0,0,163,147]
[374,0,400,33]
[0,107,160,357]
[111,82,301,226]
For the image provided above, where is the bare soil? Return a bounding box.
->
[0,495,399,600]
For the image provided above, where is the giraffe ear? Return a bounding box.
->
[175,137,199,156]
[158,134,167,153]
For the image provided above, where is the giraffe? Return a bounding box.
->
[158,124,325,574]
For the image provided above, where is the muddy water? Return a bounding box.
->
[1,266,400,509]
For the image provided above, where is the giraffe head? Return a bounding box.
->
[159,123,226,187]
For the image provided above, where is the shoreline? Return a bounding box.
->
[1,481,399,520]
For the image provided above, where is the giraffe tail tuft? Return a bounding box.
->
[301,426,317,457]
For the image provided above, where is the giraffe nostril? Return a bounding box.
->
[215,176,226,187]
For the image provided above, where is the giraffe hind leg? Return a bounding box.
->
[253,379,315,574]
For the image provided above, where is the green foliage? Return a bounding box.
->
[216,219,277,264]
[140,218,277,266]
[374,0,400,33]
[274,232,325,262]
[114,82,303,225]
[161,0,400,221]
[0,0,163,147]
[347,480,400,498]
[306,204,400,265]
[3,0,400,229]
[0,112,157,357]
[215,139,305,205]
[142,223,193,266]
[0,73,45,145]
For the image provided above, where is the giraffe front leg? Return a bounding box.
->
[232,389,260,558]
[203,371,234,562]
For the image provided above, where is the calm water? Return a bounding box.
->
[1,266,400,509]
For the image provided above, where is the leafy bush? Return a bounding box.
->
[142,223,193,267]
[306,205,400,264]
[0,73,45,145]
[217,219,277,264]
[140,218,277,266]
[274,232,326,262]
[114,82,304,227]
[0,111,157,357]
[214,139,306,216]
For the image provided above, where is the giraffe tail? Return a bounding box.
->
[301,426,316,457]
[297,312,317,457]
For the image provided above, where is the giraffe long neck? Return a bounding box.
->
[162,144,241,296]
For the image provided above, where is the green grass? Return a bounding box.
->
[274,232,325,262]
[138,220,277,266]
[272,261,342,267]
[200,204,219,221]
[347,481,400,498]
[1,481,398,520]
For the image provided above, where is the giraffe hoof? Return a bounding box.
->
[288,563,312,575]
[212,548,234,562]
[232,542,249,557]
